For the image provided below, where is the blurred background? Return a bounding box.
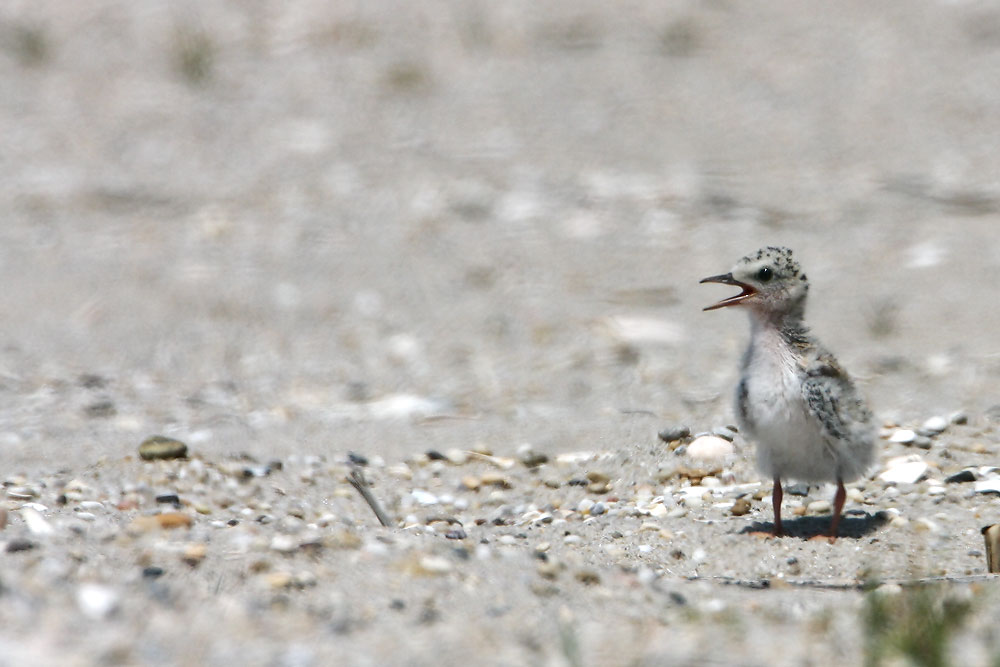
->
[2,0,999,470]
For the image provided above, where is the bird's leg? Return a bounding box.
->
[829,478,846,540]
[772,477,783,537]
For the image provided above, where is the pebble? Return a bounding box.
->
[22,508,54,536]
[730,497,751,516]
[878,456,929,485]
[128,513,193,533]
[685,435,734,462]
[77,584,119,620]
[888,429,916,444]
[807,500,831,514]
[6,538,34,552]
[417,555,453,575]
[974,479,1000,495]
[270,535,298,553]
[517,444,549,468]
[138,435,189,461]
[577,498,595,514]
[411,490,439,506]
[657,426,690,443]
[711,426,737,442]
[945,470,976,484]
[480,473,512,489]
[921,416,948,435]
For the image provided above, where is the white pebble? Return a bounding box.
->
[577,498,595,514]
[807,500,831,514]
[411,490,439,506]
[270,535,299,553]
[878,456,928,484]
[22,508,54,536]
[922,416,948,434]
[563,535,583,545]
[889,429,916,444]
[685,435,734,462]
[77,584,119,620]
[975,479,1000,495]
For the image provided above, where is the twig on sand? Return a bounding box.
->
[348,465,393,527]
[685,574,996,591]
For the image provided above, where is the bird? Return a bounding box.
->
[700,246,875,540]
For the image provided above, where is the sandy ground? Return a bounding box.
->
[2,2,1000,665]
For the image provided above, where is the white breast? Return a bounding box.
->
[738,327,839,482]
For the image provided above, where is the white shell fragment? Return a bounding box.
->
[878,456,929,484]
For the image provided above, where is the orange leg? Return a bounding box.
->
[772,477,783,537]
[829,478,846,540]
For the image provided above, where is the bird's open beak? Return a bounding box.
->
[699,273,757,311]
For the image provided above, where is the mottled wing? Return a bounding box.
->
[800,358,873,445]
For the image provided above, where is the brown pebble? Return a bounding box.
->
[129,512,193,533]
[0,508,7,531]
[461,476,482,491]
[586,471,610,484]
[182,543,207,566]
[138,435,188,461]
[587,481,611,494]
[575,570,601,585]
[731,497,752,516]
[480,473,512,489]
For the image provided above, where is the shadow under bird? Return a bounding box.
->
[700,246,875,540]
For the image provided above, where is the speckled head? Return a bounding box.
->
[700,246,809,319]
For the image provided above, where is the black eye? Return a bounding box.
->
[757,267,773,282]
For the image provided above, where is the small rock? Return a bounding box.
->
[139,436,188,461]
[5,538,34,553]
[445,529,467,540]
[128,512,193,533]
[445,449,468,465]
[480,473,512,489]
[730,497,752,516]
[921,416,948,435]
[711,426,737,442]
[417,555,453,575]
[878,456,929,485]
[945,470,976,484]
[77,584,119,620]
[975,479,1000,495]
[517,444,549,468]
[182,543,207,566]
[591,502,606,516]
[460,476,481,491]
[786,483,810,497]
[807,500,832,514]
[22,508,54,536]
[411,490,439,506]
[950,411,969,425]
[657,426,690,443]
[888,429,916,444]
[270,535,299,553]
[575,570,601,585]
[577,498,595,514]
[685,435,734,461]
[347,452,368,466]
